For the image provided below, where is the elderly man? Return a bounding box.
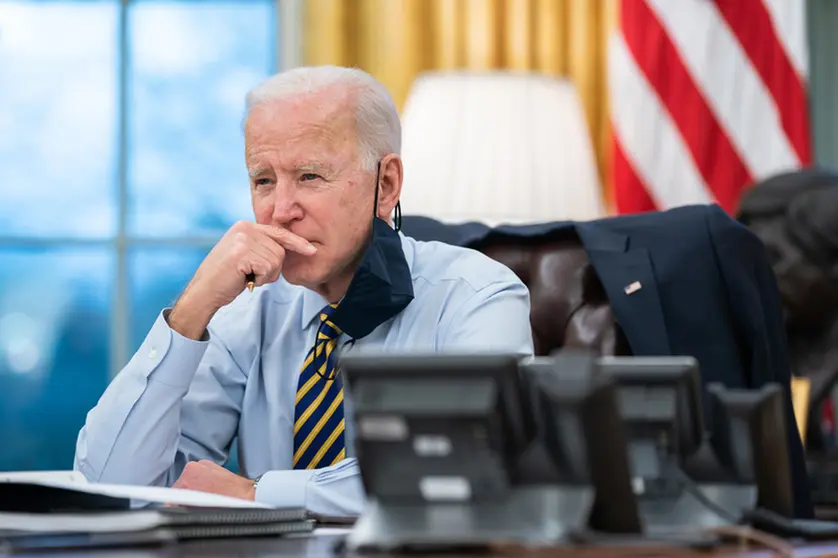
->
[74,66,533,517]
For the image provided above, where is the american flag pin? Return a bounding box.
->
[624,281,642,295]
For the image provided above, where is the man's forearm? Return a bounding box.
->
[74,312,209,486]
[76,376,191,486]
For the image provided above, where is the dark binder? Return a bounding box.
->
[0,482,129,513]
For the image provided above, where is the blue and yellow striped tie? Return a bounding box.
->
[293,303,346,470]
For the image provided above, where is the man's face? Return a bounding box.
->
[244,89,375,294]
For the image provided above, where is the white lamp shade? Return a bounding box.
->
[399,71,606,226]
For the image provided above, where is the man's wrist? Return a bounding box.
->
[251,473,264,501]
[249,470,312,509]
[169,290,216,340]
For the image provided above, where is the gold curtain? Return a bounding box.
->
[303,0,618,209]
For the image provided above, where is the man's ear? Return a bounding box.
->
[376,154,403,221]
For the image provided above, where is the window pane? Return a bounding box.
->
[0,2,118,238]
[129,245,241,472]
[129,246,208,351]
[128,1,275,237]
[0,248,113,471]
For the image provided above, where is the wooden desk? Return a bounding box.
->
[11,532,838,558]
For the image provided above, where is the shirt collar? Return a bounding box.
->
[299,231,415,330]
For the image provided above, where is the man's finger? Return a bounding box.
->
[247,239,282,274]
[252,231,287,264]
[256,225,316,255]
[265,267,283,285]
[244,258,277,288]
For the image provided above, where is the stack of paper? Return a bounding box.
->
[0,470,88,485]
[0,476,313,553]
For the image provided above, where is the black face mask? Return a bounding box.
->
[328,161,414,340]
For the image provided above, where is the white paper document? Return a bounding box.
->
[0,511,166,533]
[0,470,88,485]
[74,482,272,509]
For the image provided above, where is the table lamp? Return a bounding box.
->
[399,71,606,226]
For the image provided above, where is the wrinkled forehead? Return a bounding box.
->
[244,90,360,166]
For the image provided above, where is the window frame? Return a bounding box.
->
[0,0,300,378]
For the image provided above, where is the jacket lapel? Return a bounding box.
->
[575,223,672,356]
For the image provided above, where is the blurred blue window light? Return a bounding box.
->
[0,248,113,471]
[129,246,208,353]
[0,1,118,238]
[127,0,275,238]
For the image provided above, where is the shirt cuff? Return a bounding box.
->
[254,469,314,509]
[137,309,210,389]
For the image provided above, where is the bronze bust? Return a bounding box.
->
[737,169,838,449]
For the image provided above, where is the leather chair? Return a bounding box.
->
[468,228,632,357]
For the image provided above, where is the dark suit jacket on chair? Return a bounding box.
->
[401,204,812,518]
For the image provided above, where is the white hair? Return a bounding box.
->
[243,65,401,171]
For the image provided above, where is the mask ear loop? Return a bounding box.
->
[372,161,382,220]
[334,338,356,381]
[313,319,347,381]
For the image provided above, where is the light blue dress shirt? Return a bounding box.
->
[74,233,534,517]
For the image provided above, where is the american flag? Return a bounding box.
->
[608,0,812,215]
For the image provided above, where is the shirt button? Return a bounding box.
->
[148,347,158,359]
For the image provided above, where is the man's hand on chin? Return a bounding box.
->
[172,460,256,501]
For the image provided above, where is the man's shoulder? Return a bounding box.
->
[405,235,524,295]
[400,235,533,355]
